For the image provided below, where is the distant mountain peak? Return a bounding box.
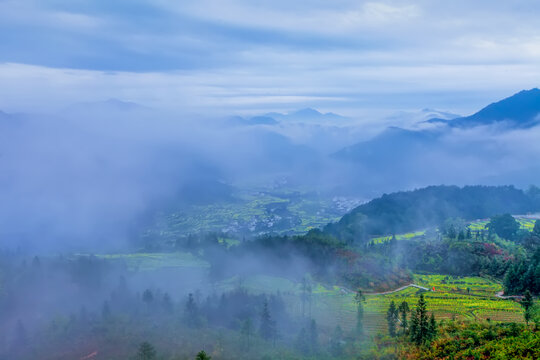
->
[262,108,348,123]
[446,88,540,129]
[290,108,323,117]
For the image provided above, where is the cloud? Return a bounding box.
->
[1,1,540,114]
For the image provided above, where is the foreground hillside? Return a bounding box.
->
[1,185,539,359]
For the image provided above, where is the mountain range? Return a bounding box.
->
[335,88,540,160]
[427,88,540,129]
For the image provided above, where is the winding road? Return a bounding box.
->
[341,284,522,300]
[339,283,431,296]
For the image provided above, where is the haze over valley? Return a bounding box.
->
[1,1,540,359]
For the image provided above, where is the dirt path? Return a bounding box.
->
[341,284,521,300]
[339,283,431,296]
[495,291,523,300]
[366,284,431,295]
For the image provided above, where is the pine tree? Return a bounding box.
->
[410,294,429,345]
[259,299,275,341]
[386,301,398,337]
[417,294,429,343]
[355,289,366,335]
[240,318,253,351]
[185,293,199,327]
[398,301,410,334]
[521,290,534,326]
[295,327,309,353]
[142,289,154,309]
[195,350,211,360]
[427,312,437,341]
[137,342,156,360]
[504,264,518,294]
[329,325,343,356]
[309,319,319,353]
[101,300,111,319]
[162,293,173,314]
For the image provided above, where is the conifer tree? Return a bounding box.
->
[355,289,366,335]
[240,318,253,351]
[295,327,309,353]
[137,342,156,360]
[428,312,437,340]
[329,325,343,356]
[185,293,199,327]
[398,301,410,334]
[101,300,111,319]
[195,350,211,360]
[386,301,398,337]
[521,290,534,326]
[410,294,429,345]
[309,319,319,353]
[259,299,275,341]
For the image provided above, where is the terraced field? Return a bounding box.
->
[84,252,525,335]
[214,273,524,334]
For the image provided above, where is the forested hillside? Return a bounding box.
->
[325,185,538,243]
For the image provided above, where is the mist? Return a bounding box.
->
[2,1,540,358]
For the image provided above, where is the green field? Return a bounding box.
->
[468,216,538,231]
[371,231,426,244]
[92,252,209,271]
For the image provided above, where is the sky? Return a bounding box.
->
[1,0,540,116]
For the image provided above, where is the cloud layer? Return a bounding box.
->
[1,0,540,114]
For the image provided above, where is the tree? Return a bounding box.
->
[162,293,173,314]
[137,342,156,360]
[398,301,410,334]
[534,220,540,236]
[295,327,309,353]
[195,350,211,360]
[427,312,437,341]
[410,294,430,345]
[185,293,199,327]
[329,325,343,356]
[521,290,534,326]
[32,256,41,269]
[240,318,253,351]
[309,319,319,353]
[386,301,398,337]
[504,263,520,294]
[259,299,276,341]
[447,225,457,239]
[355,289,366,335]
[142,289,154,306]
[101,301,111,319]
[488,214,520,241]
